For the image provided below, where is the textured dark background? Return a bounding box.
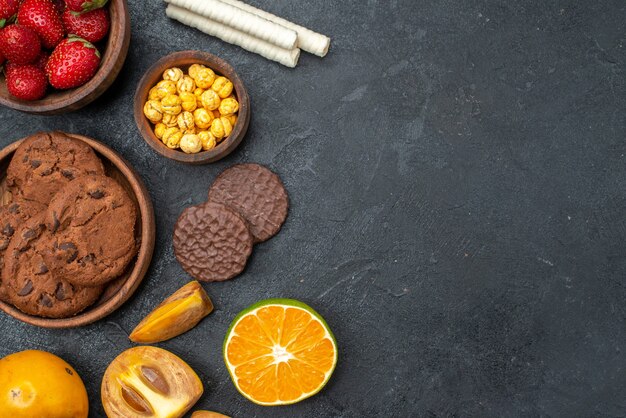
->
[0,0,625,416]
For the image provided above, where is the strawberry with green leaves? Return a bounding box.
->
[62,8,109,43]
[0,25,41,65]
[17,0,65,49]
[0,0,19,27]
[5,63,47,100]
[46,36,100,89]
[66,0,107,14]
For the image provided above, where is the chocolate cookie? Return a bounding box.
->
[7,131,105,206]
[0,200,46,300]
[208,163,289,242]
[46,175,137,287]
[2,214,103,318]
[173,201,253,282]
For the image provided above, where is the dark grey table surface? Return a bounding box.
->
[0,1,625,417]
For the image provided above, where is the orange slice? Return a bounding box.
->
[223,299,338,406]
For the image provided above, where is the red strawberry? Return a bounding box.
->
[5,64,47,100]
[62,8,109,43]
[65,0,107,13]
[0,25,41,64]
[0,0,20,27]
[34,50,49,71]
[46,36,100,89]
[51,0,65,14]
[17,0,65,49]
[0,50,5,66]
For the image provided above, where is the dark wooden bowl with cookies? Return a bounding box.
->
[0,133,155,328]
[134,50,250,164]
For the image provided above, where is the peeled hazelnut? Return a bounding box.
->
[149,86,167,101]
[226,114,237,127]
[220,116,233,137]
[193,108,213,129]
[154,123,166,140]
[161,94,182,115]
[211,117,232,140]
[200,89,221,111]
[101,346,203,418]
[188,64,205,79]
[198,131,217,151]
[194,67,216,89]
[155,79,177,95]
[180,134,202,154]
[176,75,196,94]
[177,111,195,132]
[162,127,182,148]
[162,113,178,128]
[163,67,183,82]
[129,281,213,343]
[211,76,233,98]
[218,97,239,115]
[143,100,163,123]
[210,118,225,139]
[180,91,197,112]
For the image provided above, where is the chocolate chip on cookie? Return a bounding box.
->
[2,214,103,318]
[208,163,289,242]
[45,175,138,287]
[7,131,105,206]
[173,201,253,282]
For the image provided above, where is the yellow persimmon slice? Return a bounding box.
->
[101,346,203,418]
[129,281,213,344]
[223,299,338,406]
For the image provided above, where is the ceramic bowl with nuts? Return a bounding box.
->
[134,51,250,164]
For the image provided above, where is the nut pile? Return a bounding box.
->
[143,64,240,154]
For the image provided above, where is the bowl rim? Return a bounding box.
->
[133,50,250,164]
[0,0,131,115]
[0,133,156,328]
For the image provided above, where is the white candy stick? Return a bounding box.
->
[164,0,297,50]
[166,5,300,68]
[219,0,330,57]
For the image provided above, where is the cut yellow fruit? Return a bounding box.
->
[223,299,338,406]
[129,281,213,344]
[101,346,203,418]
[191,411,230,418]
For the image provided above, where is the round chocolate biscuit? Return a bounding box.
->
[173,201,253,282]
[208,163,289,242]
[0,200,46,300]
[2,214,103,318]
[7,131,105,206]
[45,175,138,287]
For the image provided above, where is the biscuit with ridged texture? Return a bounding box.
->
[208,163,288,242]
[45,174,138,287]
[7,131,105,206]
[2,214,103,318]
[173,201,253,282]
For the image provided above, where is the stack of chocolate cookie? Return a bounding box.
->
[0,132,138,318]
[174,163,288,282]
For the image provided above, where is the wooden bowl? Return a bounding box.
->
[0,0,131,115]
[134,50,250,164]
[0,133,155,328]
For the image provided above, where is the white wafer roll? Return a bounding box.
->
[166,4,300,68]
[165,0,298,50]
[219,0,331,57]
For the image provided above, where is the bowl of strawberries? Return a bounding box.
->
[0,0,129,115]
